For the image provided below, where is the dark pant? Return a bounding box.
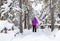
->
[33,25,36,32]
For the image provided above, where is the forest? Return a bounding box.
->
[0,0,60,41]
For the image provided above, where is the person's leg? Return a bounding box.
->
[33,26,34,32]
[35,26,36,32]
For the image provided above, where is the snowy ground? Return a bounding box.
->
[0,20,59,41]
[12,28,60,41]
[0,25,60,41]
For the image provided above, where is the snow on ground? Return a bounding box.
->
[0,20,59,41]
[0,23,60,41]
[0,31,14,41]
[12,28,60,41]
[0,20,14,31]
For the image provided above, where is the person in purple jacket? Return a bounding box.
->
[32,16,38,32]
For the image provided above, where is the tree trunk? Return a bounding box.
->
[27,10,30,29]
[51,7,54,31]
[24,0,28,29]
[50,0,54,31]
[19,0,23,33]
[0,0,2,6]
[25,0,30,30]
[0,0,1,6]
[24,12,27,29]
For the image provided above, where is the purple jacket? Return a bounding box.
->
[32,17,37,26]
